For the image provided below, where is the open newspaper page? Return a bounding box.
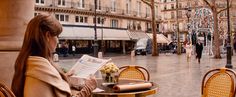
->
[68,55,111,79]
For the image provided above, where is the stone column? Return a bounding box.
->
[0,0,34,87]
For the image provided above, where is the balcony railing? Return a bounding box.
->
[36,1,152,20]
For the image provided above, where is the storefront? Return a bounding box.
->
[58,26,131,54]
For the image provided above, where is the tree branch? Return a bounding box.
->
[141,0,151,7]
[202,0,213,9]
[217,0,233,14]
[217,8,227,14]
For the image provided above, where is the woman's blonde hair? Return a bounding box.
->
[11,14,62,97]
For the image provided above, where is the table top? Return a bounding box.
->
[92,78,158,96]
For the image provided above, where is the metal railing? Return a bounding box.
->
[37,1,150,19]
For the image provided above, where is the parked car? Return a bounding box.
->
[134,38,152,55]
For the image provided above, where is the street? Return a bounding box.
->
[57,53,235,97]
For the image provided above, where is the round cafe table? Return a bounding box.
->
[92,78,158,97]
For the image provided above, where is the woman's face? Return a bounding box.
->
[48,35,58,53]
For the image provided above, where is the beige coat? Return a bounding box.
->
[24,56,96,97]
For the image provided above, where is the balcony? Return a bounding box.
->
[35,2,154,22]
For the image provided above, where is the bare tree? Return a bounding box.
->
[202,0,233,58]
[141,0,158,56]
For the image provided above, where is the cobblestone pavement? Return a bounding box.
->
[57,53,236,97]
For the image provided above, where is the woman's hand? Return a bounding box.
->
[65,70,75,77]
[84,75,97,90]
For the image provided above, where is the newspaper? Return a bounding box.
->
[67,55,111,79]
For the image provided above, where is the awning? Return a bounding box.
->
[59,27,130,40]
[97,28,130,40]
[147,33,172,44]
[60,27,94,40]
[127,31,150,40]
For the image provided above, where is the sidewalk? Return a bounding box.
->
[57,53,236,97]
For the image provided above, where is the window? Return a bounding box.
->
[75,16,88,23]
[155,6,158,17]
[178,11,182,18]
[127,20,131,29]
[75,16,79,22]
[93,17,102,24]
[132,21,137,30]
[163,0,167,3]
[137,22,141,30]
[171,12,175,19]
[126,0,131,14]
[58,0,65,6]
[187,2,191,7]
[111,19,118,28]
[55,14,69,22]
[179,3,182,8]
[35,0,44,5]
[111,0,116,12]
[164,5,167,10]
[96,0,101,10]
[137,1,141,16]
[171,4,174,9]
[78,0,85,8]
[146,7,150,17]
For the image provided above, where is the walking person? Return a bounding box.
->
[184,41,192,62]
[195,40,203,63]
[72,45,76,56]
[11,14,97,97]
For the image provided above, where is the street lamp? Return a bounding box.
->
[185,7,191,42]
[93,0,98,57]
[101,17,106,53]
[225,0,232,68]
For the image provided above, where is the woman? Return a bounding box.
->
[11,14,97,97]
[185,42,192,62]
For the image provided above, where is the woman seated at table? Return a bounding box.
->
[11,14,97,97]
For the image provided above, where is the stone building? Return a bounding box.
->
[35,0,159,54]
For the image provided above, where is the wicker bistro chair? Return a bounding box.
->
[0,83,15,97]
[118,66,150,81]
[201,68,236,97]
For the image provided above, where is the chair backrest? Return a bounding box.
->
[201,68,236,97]
[0,83,15,97]
[118,65,150,81]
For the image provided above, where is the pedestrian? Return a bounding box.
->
[11,14,97,97]
[184,41,192,62]
[195,40,203,63]
[72,45,76,56]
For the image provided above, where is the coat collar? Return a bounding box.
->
[26,56,71,95]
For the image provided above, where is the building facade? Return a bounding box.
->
[35,0,159,54]
[34,0,236,54]
[159,0,236,45]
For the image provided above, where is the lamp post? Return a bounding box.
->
[93,0,98,57]
[185,7,191,42]
[225,0,232,68]
[101,17,106,53]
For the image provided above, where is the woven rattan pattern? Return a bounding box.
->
[204,73,232,97]
[119,67,145,80]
